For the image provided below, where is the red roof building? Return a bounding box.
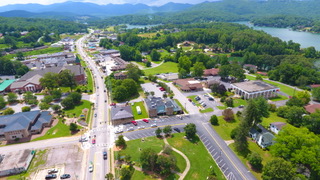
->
[304,104,320,114]
[203,68,219,76]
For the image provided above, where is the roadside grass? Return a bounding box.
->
[174,99,189,114]
[64,100,92,118]
[131,170,157,180]
[217,106,227,110]
[269,95,288,101]
[7,149,48,179]
[167,133,226,180]
[60,34,83,40]
[200,108,214,113]
[212,116,240,141]
[260,112,287,129]
[80,60,94,94]
[131,101,149,120]
[232,98,247,107]
[143,62,178,75]
[136,61,146,67]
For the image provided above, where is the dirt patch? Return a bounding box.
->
[191,172,199,179]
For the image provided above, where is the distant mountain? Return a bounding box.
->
[0,1,193,18]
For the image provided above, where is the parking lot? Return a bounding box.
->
[141,82,166,97]
[31,144,83,180]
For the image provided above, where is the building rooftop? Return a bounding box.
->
[304,104,320,114]
[270,122,287,130]
[174,78,203,91]
[232,80,279,93]
[111,106,133,121]
[0,149,33,171]
[0,79,15,92]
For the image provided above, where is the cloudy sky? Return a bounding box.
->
[0,0,217,6]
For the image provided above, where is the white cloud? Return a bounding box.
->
[0,0,215,7]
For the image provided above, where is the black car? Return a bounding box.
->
[173,128,181,133]
[103,151,108,160]
[60,174,71,179]
[45,174,57,179]
[208,97,214,101]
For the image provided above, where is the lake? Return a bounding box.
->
[236,21,320,50]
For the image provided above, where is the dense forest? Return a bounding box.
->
[0,58,29,76]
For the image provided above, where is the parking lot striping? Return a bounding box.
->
[221,163,226,168]
[213,152,218,157]
[210,149,215,154]
[122,123,186,134]
[202,125,247,180]
[223,167,229,174]
[207,146,213,151]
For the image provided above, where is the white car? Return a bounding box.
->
[151,124,157,128]
[138,126,145,130]
[89,164,94,172]
[127,127,134,131]
[48,168,58,174]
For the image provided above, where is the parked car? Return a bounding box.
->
[89,164,94,172]
[202,103,207,107]
[173,128,181,133]
[103,151,108,160]
[188,98,192,102]
[204,94,209,97]
[239,105,245,108]
[45,174,57,179]
[127,127,134,131]
[48,169,58,174]
[92,139,96,144]
[110,103,116,106]
[151,124,157,128]
[195,96,201,101]
[131,121,138,126]
[60,174,71,179]
[159,87,165,91]
[115,129,123,134]
[142,119,149,123]
[208,97,214,101]
[192,102,196,106]
[79,137,88,142]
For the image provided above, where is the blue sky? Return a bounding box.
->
[0,0,218,6]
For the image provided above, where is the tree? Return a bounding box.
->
[150,49,161,61]
[296,90,311,105]
[3,108,14,115]
[248,152,263,171]
[122,79,138,97]
[105,173,114,180]
[115,135,126,148]
[41,95,53,104]
[61,96,75,109]
[312,87,320,101]
[140,148,158,172]
[39,72,59,90]
[284,106,306,127]
[225,98,234,107]
[23,91,37,105]
[256,74,263,80]
[7,92,18,104]
[217,84,227,96]
[222,109,234,121]
[163,126,172,136]
[302,112,320,134]
[51,104,61,112]
[120,165,134,180]
[126,64,143,82]
[286,96,305,107]
[21,106,31,112]
[262,158,296,180]
[69,123,78,132]
[243,97,269,127]
[192,62,205,77]
[39,102,50,110]
[178,56,192,73]
[234,122,249,152]
[210,115,219,125]
[157,155,176,176]
[58,70,77,90]
[50,90,62,100]
[184,123,196,139]
[155,128,162,137]
[0,96,6,109]
[113,86,129,101]
[69,92,82,104]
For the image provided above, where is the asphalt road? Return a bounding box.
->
[119,114,256,180]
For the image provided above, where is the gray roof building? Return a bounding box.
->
[111,106,133,121]
[144,96,182,117]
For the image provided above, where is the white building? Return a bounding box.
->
[269,122,286,134]
[230,80,280,99]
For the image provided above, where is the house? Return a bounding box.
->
[257,71,268,76]
[0,111,53,141]
[144,96,182,117]
[114,72,127,80]
[310,84,320,88]
[243,64,258,72]
[111,106,134,125]
[0,79,15,93]
[230,80,280,99]
[304,104,320,114]
[0,149,35,177]
[249,125,275,148]
[111,57,129,71]
[10,65,85,92]
[203,79,219,88]
[270,122,286,134]
[203,68,219,76]
[173,78,203,92]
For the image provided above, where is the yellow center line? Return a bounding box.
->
[122,123,186,133]
[203,124,247,180]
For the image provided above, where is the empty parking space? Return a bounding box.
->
[141,82,166,97]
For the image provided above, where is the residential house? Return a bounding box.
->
[249,124,275,148]
[203,68,219,76]
[203,79,219,88]
[243,64,258,72]
[114,72,127,80]
[173,78,203,92]
[0,111,53,141]
[111,106,134,125]
[144,96,182,117]
[304,104,320,114]
[269,122,286,134]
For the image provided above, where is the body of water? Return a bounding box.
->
[237,21,320,50]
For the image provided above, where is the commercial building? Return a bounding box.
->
[230,80,280,99]
[0,80,15,93]
[203,68,219,76]
[0,149,35,177]
[173,78,203,92]
[111,106,134,125]
[0,110,53,141]
[156,73,179,81]
[144,96,182,117]
[114,72,127,80]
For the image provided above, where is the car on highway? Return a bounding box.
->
[103,151,108,160]
[173,127,181,133]
[138,126,145,130]
[60,174,71,179]
[127,127,134,131]
[151,124,157,128]
[79,137,88,142]
[131,121,138,126]
[92,139,96,144]
[89,164,94,172]
[48,169,58,174]
[94,114,97,117]
[45,174,57,179]
[142,119,149,123]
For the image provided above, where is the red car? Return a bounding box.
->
[131,121,138,126]
[110,103,116,106]
[188,98,192,102]
[92,139,96,144]
[159,87,165,91]
[142,119,149,123]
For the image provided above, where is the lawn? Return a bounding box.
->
[260,112,287,129]
[232,98,247,107]
[143,62,178,75]
[167,133,226,180]
[212,116,240,140]
[174,99,189,114]
[131,170,157,180]
[80,60,94,94]
[64,100,92,118]
[131,101,149,120]
[138,32,160,38]
[200,108,214,113]
[269,95,288,101]
[217,106,227,110]
[60,34,83,40]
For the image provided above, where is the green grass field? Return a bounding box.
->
[232,98,247,107]
[64,100,92,118]
[80,60,94,94]
[144,62,178,75]
[200,108,214,113]
[167,133,226,180]
[212,116,240,140]
[131,101,149,120]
